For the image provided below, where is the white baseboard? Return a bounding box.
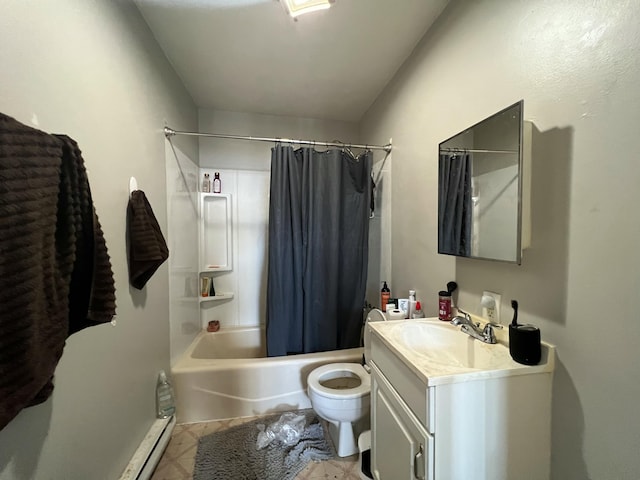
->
[119,416,176,480]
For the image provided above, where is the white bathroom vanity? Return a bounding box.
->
[367,319,555,480]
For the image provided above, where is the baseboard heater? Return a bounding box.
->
[119,415,176,480]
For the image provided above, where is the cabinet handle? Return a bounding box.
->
[414,444,425,480]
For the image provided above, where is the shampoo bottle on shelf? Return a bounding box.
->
[156,370,176,419]
[213,172,221,193]
[380,281,391,312]
[202,173,211,193]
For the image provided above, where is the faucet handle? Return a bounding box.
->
[450,310,471,327]
[482,322,502,343]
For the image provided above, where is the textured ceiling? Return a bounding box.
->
[134,0,449,122]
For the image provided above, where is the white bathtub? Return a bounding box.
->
[172,326,364,424]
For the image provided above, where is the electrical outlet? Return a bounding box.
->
[481,291,502,324]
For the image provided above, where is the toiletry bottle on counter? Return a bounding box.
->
[202,173,211,193]
[438,290,452,321]
[156,370,176,418]
[213,172,222,193]
[408,290,417,319]
[412,301,425,318]
[380,281,390,311]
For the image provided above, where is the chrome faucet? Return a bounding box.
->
[450,311,502,344]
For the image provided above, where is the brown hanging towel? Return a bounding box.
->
[54,134,117,335]
[0,113,116,432]
[127,190,169,289]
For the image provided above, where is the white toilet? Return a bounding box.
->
[307,308,387,457]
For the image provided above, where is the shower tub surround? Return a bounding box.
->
[172,326,363,424]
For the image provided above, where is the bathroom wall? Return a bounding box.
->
[366,153,393,309]
[198,109,361,171]
[0,1,198,479]
[166,140,200,366]
[361,0,640,478]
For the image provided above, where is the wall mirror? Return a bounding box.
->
[438,100,528,264]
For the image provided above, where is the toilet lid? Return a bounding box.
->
[364,308,387,365]
[367,308,387,323]
[308,363,370,399]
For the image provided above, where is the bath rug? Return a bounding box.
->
[193,409,336,480]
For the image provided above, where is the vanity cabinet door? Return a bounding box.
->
[371,370,433,480]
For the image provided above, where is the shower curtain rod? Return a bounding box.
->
[164,126,393,153]
[441,147,518,154]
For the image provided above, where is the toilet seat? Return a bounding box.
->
[308,363,370,399]
[306,310,385,458]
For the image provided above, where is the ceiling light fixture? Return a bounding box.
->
[281,0,331,18]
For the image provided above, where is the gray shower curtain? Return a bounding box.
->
[438,152,472,257]
[266,146,372,356]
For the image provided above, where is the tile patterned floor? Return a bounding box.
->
[150,416,362,480]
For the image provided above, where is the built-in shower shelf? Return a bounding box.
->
[199,292,234,304]
[200,193,232,272]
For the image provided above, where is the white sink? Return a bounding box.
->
[393,321,514,369]
[369,318,555,385]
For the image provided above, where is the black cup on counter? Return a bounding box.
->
[509,324,541,365]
